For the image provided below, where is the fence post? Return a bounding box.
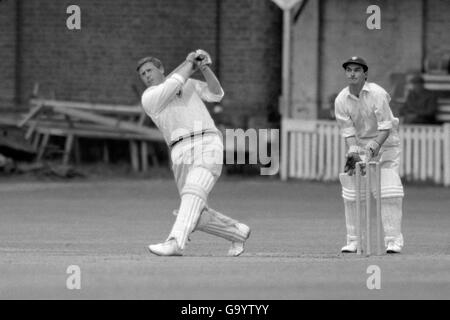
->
[280,118,288,181]
[444,123,450,187]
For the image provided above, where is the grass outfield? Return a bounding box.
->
[0,176,449,299]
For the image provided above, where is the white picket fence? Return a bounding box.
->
[280,119,450,186]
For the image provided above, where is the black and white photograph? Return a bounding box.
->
[0,0,449,306]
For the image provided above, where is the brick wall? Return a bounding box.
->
[18,0,219,105]
[291,0,450,118]
[2,0,449,122]
[0,0,18,109]
[426,0,450,62]
[1,0,281,125]
[320,0,423,111]
[292,0,320,120]
[219,0,282,125]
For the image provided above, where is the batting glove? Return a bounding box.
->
[194,49,212,69]
[344,152,364,176]
[344,145,366,176]
[365,140,381,158]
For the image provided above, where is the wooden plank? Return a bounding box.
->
[32,132,41,150]
[289,132,296,177]
[404,127,412,180]
[63,134,74,166]
[424,83,450,91]
[325,125,332,180]
[102,142,110,164]
[141,141,148,173]
[74,138,81,164]
[413,128,420,180]
[304,133,311,179]
[427,129,434,179]
[296,132,303,178]
[130,141,139,172]
[280,119,289,181]
[37,133,50,161]
[399,129,404,178]
[28,120,157,137]
[339,134,346,175]
[311,132,318,179]
[434,128,441,184]
[422,74,450,82]
[318,124,325,179]
[30,98,142,115]
[25,121,38,140]
[18,103,44,128]
[138,112,147,126]
[23,102,161,140]
[420,128,427,181]
[444,123,450,186]
[148,143,159,167]
[47,105,163,141]
[33,125,163,141]
[332,125,339,178]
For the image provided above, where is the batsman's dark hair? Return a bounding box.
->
[136,56,164,72]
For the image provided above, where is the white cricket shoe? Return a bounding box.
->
[227,223,251,257]
[341,241,358,253]
[386,241,402,254]
[148,238,182,256]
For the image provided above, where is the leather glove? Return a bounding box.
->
[194,49,212,69]
[344,145,365,176]
[365,140,381,158]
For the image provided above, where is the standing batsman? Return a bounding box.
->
[335,56,404,254]
[136,50,251,256]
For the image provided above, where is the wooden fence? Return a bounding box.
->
[280,119,450,186]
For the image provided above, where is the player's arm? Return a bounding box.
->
[167,53,199,79]
[335,98,361,174]
[199,66,223,96]
[335,98,357,146]
[192,49,224,102]
[366,91,393,157]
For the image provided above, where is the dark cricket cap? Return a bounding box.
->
[342,56,368,72]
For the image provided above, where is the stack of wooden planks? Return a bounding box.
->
[18,98,165,172]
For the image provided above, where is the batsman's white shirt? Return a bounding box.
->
[334,82,400,148]
[141,73,224,145]
[141,73,225,190]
